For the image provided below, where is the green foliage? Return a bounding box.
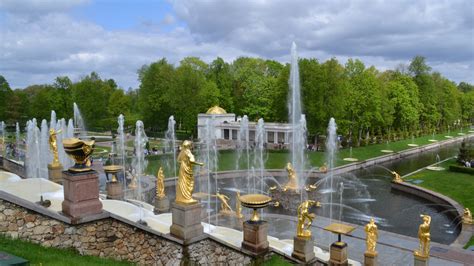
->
[0,234,133,266]
[1,53,472,138]
[449,165,474,174]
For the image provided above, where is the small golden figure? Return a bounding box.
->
[296,200,321,239]
[414,214,431,258]
[462,208,472,224]
[128,174,138,189]
[283,162,299,191]
[365,218,378,254]
[156,167,166,199]
[392,171,403,183]
[305,183,318,192]
[49,128,62,167]
[235,191,244,219]
[216,192,233,214]
[176,140,204,205]
[319,162,328,173]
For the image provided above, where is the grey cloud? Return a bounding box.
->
[0,0,472,89]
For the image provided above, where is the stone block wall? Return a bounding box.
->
[0,199,257,265]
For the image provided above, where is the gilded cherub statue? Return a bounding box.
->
[391,171,403,183]
[216,192,233,214]
[365,218,378,254]
[296,200,321,238]
[319,162,328,173]
[176,140,204,205]
[463,208,472,224]
[414,214,431,258]
[49,128,62,167]
[283,162,299,191]
[156,167,166,199]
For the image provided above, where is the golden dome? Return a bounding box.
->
[206,105,227,115]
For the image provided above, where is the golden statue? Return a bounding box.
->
[414,214,431,258]
[392,171,403,183]
[365,218,378,254]
[296,200,321,238]
[216,192,233,214]
[235,191,244,219]
[156,167,166,199]
[176,140,204,205]
[319,162,328,173]
[463,208,473,224]
[283,162,298,191]
[49,128,62,167]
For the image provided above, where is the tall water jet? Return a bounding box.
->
[15,122,20,160]
[26,119,41,179]
[133,120,148,225]
[165,116,177,179]
[288,42,307,188]
[254,118,266,194]
[326,118,338,221]
[236,115,250,191]
[40,119,50,179]
[50,111,57,133]
[57,118,72,168]
[199,117,218,229]
[73,102,86,137]
[117,114,126,186]
[67,119,75,138]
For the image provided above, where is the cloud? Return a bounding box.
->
[0,0,472,89]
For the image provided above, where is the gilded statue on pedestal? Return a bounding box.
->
[216,192,233,214]
[176,140,203,205]
[296,200,321,238]
[463,208,472,224]
[365,218,378,254]
[391,171,403,183]
[414,214,431,258]
[235,191,244,219]
[49,128,62,167]
[283,162,298,191]
[156,167,166,199]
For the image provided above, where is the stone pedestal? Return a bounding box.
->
[106,181,124,200]
[414,253,429,266]
[170,202,204,242]
[292,236,315,262]
[48,164,63,184]
[154,196,170,214]
[61,170,103,219]
[241,221,269,255]
[364,251,378,266]
[329,241,348,266]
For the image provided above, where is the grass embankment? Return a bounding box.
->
[146,129,471,175]
[406,159,474,249]
[0,234,132,266]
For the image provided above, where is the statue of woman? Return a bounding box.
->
[415,214,431,257]
[49,128,61,167]
[235,191,243,219]
[283,162,298,191]
[156,167,166,199]
[365,218,378,254]
[176,140,203,204]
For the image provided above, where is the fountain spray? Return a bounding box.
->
[134,120,148,226]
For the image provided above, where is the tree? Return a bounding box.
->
[0,75,13,122]
[138,59,176,130]
[208,57,234,112]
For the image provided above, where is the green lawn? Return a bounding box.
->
[465,236,474,249]
[145,129,471,175]
[0,234,132,266]
[262,254,293,265]
[407,159,474,211]
[406,159,474,250]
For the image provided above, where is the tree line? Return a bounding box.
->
[0,55,473,144]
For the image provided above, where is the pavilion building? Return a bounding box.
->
[197,106,293,149]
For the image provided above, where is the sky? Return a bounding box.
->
[0,0,473,89]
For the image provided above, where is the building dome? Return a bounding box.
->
[206,105,227,115]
